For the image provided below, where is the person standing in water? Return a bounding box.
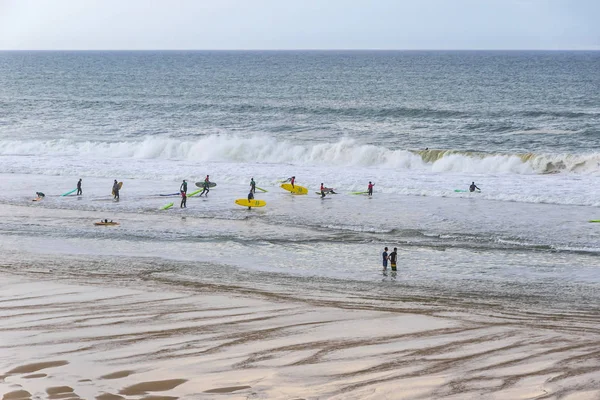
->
[389,247,398,272]
[247,189,254,210]
[112,180,120,201]
[250,178,256,194]
[200,175,210,197]
[469,182,480,192]
[368,181,375,196]
[382,247,389,271]
[180,191,187,208]
[180,179,187,195]
[284,176,296,188]
[76,179,82,196]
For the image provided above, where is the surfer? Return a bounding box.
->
[247,190,254,210]
[76,179,82,195]
[389,248,398,272]
[469,182,480,192]
[180,179,187,194]
[250,178,256,194]
[180,190,187,208]
[320,183,336,197]
[112,180,120,201]
[200,176,210,197]
[368,181,375,196]
[382,247,389,270]
[35,192,45,198]
[284,176,296,188]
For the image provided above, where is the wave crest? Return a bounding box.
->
[1,136,598,174]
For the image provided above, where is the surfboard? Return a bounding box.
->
[187,189,202,197]
[112,182,123,195]
[195,182,217,188]
[94,222,119,226]
[589,220,600,223]
[255,186,268,193]
[351,191,368,195]
[159,193,180,197]
[314,191,336,195]
[455,189,480,193]
[161,202,174,210]
[280,183,308,195]
[235,199,266,208]
[61,189,77,197]
[32,197,43,202]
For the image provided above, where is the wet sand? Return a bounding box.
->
[1,275,599,400]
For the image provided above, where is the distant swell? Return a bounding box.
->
[1,136,599,175]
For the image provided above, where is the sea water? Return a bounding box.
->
[0,51,598,312]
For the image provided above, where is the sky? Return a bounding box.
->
[0,0,599,50]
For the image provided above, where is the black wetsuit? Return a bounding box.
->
[180,181,187,194]
[250,180,256,194]
[200,181,210,197]
[113,183,120,200]
[247,191,254,209]
[389,251,398,271]
[76,180,82,195]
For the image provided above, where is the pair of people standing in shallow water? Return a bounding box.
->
[382,247,398,272]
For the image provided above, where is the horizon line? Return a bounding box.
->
[1,48,599,52]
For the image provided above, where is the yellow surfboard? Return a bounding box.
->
[280,183,308,195]
[112,181,123,195]
[235,199,266,208]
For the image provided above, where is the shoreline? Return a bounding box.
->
[1,271,599,399]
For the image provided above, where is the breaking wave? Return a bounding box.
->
[1,136,599,175]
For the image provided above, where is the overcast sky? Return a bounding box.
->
[1,0,598,50]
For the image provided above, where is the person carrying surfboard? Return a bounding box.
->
[180,179,187,194]
[112,180,120,201]
[199,175,210,197]
[284,176,296,188]
[469,182,480,192]
[247,189,254,210]
[250,178,256,194]
[77,179,82,196]
[368,181,375,196]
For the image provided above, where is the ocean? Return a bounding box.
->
[0,51,599,398]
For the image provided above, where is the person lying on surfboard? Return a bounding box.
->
[469,182,480,192]
[284,176,296,188]
[368,181,375,196]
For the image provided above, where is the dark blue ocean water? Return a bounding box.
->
[0,51,599,153]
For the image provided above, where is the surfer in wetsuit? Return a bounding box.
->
[320,183,336,197]
[180,190,187,208]
[247,190,254,210]
[112,180,120,201]
[35,192,45,198]
[389,248,398,271]
[284,176,296,188]
[180,179,187,194]
[469,182,480,192]
[76,179,82,195]
[200,175,210,197]
[250,178,256,194]
[382,247,389,270]
[368,181,374,196]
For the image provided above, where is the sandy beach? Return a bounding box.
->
[1,271,599,400]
